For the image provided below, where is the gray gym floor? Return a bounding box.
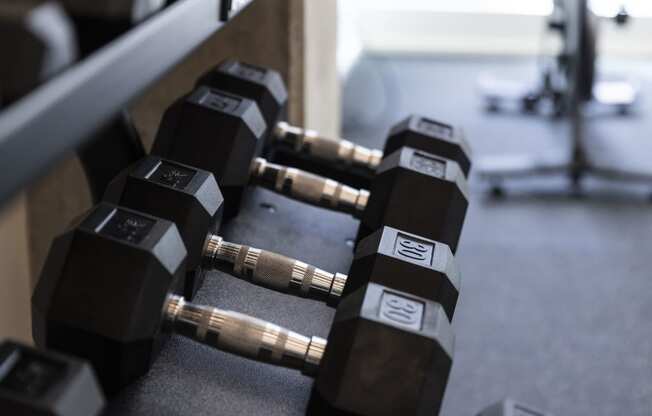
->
[342,55,652,416]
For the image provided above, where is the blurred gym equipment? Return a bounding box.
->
[477,0,652,197]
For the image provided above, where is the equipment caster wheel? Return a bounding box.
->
[490,184,505,198]
[486,99,500,113]
[521,95,539,113]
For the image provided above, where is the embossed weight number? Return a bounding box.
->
[117,218,149,243]
[99,210,155,245]
[397,239,429,261]
[160,168,189,187]
[409,153,446,178]
[382,296,420,326]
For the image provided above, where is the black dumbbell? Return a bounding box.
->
[58,0,164,55]
[477,399,554,416]
[104,156,461,319]
[151,86,469,252]
[196,60,472,188]
[32,204,455,415]
[103,156,222,300]
[0,1,78,105]
[0,339,105,416]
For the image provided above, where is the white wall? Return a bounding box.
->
[339,1,652,58]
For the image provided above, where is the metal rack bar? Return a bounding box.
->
[0,0,253,206]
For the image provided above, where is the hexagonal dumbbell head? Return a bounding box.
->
[32,203,186,395]
[477,399,554,416]
[385,115,472,177]
[357,147,469,253]
[59,0,164,21]
[152,86,267,220]
[347,226,460,320]
[59,0,165,55]
[0,1,77,104]
[0,340,105,416]
[197,59,288,130]
[318,283,454,416]
[104,156,224,299]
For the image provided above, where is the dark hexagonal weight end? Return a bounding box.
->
[197,59,289,130]
[151,86,267,221]
[0,2,77,103]
[317,283,455,416]
[305,386,354,416]
[104,156,224,299]
[32,203,187,395]
[385,115,472,176]
[347,226,460,320]
[0,340,105,416]
[357,147,469,253]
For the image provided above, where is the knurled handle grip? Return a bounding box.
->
[166,295,325,375]
[273,122,382,170]
[254,249,314,292]
[203,235,346,303]
[250,158,369,218]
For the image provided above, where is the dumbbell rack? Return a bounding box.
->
[0,1,409,414]
[0,0,253,208]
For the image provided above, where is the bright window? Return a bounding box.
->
[341,0,652,17]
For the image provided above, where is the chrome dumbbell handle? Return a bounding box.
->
[250,158,368,218]
[273,122,382,171]
[165,295,325,375]
[202,234,346,303]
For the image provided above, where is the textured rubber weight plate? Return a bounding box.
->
[348,226,460,320]
[356,147,469,253]
[104,156,224,299]
[0,1,77,104]
[152,86,266,220]
[32,203,186,395]
[385,115,472,177]
[318,283,454,416]
[197,60,289,130]
[0,340,105,416]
